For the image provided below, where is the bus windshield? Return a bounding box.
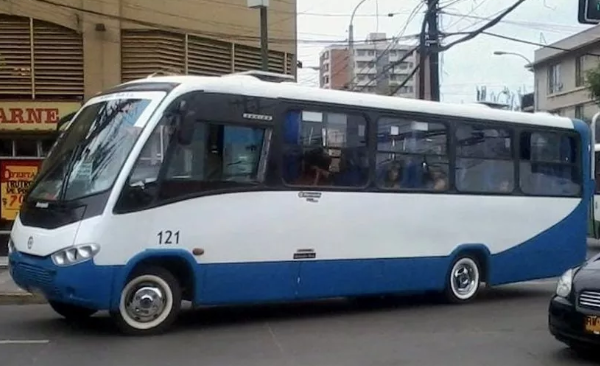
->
[28,93,162,202]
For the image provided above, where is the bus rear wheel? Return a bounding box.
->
[444,255,482,304]
[111,266,182,336]
[49,301,97,320]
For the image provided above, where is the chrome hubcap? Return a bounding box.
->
[125,284,166,323]
[452,263,476,296]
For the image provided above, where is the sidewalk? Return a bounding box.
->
[0,269,45,305]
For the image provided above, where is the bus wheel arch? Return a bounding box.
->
[444,246,490,303]
[121,252,197,302]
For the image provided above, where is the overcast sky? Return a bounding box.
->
[294,0,592,105]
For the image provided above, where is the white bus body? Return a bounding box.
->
[8,74,592,335]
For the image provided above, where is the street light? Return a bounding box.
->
[348,0,370,90]
[493,51,533,72]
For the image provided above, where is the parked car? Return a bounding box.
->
[549,252,600,352]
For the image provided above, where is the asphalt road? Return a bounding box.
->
[0,246,598,366]
[0,282,599,365]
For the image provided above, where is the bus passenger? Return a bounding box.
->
[294,148,332,186]
[427,167,447,191]
[381,161,402,189]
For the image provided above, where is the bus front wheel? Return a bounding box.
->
[111,266,182,336]
[444,255,482,303]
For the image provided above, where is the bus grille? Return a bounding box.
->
[579,291,600,310]
[11,263,60,297]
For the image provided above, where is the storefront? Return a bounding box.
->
[0,13,84,256]
[0,101,80,255]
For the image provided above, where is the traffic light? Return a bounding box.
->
[579,0,600,24]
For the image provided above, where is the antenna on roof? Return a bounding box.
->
[226,70,295,83]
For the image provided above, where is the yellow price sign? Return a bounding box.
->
[0,160,42,221]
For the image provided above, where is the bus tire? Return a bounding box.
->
[111,266,182,336]
[444,255,481,304]
[49,301,97,320]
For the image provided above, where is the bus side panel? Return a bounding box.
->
[487,199,587,286]
[489,118,591,286]
[95,191,581,306]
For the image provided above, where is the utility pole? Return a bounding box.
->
[418,0,440,101]
[427,0,440,101]
[248,0,270,71]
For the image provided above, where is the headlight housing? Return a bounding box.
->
[51,244,100,267]
[556,268,574,298]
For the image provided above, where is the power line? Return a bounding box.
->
[387,0,526,97]
[32,0,414,46]
[441,10,589,33]
[351,2,424,92]
[438,0,526,52]
[480,31,600,58]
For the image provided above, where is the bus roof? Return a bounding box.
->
[115,74,575,130]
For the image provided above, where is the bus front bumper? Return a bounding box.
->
[8,250,115,310]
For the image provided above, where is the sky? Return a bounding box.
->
[294,0,593,105]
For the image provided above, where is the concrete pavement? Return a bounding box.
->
[0,281,598,366]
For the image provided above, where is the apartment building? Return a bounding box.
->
[532,25,600,121]
[0,0,297,257]
[318,32,419,98]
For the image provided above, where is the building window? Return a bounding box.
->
[575,104,584,120]
[455,124,514,193]
[357,50,367,57]
[282,110,369,187]
[548,63,562,94]
[376,117,448,191]
[575,56,584,87]
[519,132,580,196]
[322,75,329,85]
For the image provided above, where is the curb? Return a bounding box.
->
[0,292,46,306]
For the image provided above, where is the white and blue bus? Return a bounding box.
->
[7,72,593,335]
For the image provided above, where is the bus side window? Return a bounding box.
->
[158,121,270,201]
[375,116,448,191]
[281,110,369,188]
[455,124,514,194]
[520,132,580,196]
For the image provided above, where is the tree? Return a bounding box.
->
[586,64,600,103]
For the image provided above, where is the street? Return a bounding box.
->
[0,272,599,365]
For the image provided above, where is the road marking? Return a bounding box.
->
[0,340,50,345]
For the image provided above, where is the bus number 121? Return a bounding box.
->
[157,230,180,245]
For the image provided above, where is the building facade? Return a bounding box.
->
[0,0,297,256]
[532,25,600,121]
[318,33,419,98]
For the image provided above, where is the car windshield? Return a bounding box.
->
[28,93,162,202]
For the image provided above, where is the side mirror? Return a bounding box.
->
[177,110,196,146]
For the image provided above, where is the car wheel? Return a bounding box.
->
[444,255,482,303]
[49,301,97,320]
[111,266,182,336]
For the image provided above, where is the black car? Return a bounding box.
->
[549,252,600,351]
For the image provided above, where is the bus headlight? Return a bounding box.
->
[51,244,100,267]
[556,268,574,298]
